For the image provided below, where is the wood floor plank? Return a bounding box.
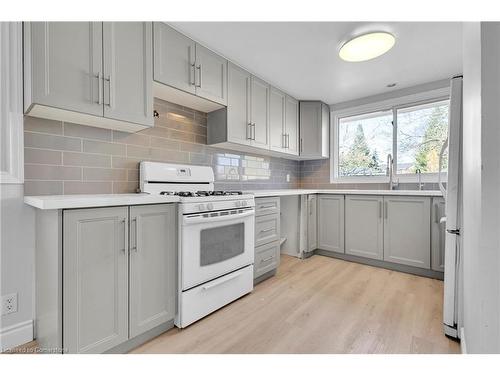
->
[131,255,461,354]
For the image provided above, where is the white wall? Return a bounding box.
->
[461,22,500,353]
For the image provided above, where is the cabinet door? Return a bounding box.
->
[269,87,286,152]
[153,22,195,94]
[285,96,299,155]
[63,207,128,353]
[26,22,103,116]
[299,101,321,158]
[129,204,176,338]
[250,76,270,149]
[194,44,227,105]
[307,195,318,252]
[103,22,153,127]
[345,195,384,260]
[431,197,446,272]
[383,196,431,269]
[227,62,251,145]
[320,103,330,158]
[318,195,344,253]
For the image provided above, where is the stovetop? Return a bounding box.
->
[160,190,243,197]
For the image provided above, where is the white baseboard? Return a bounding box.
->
[0,320,33,352]
[460,327,467,354]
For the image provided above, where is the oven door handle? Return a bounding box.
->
[183,209,254,225]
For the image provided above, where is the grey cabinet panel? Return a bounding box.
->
[255,197,280,217]
[250,76,270,149]
[299,101,329,159]
[345,195,384,260]
[103,22,153,127]
[285,96,299,155]
[307,194,318,252]
[63,207,128,354]
[269,87,286,152]
[153,23,195,94]
[255,213,280,247]
[194,44,227,105]
[129,204,176,338]
[383,196,431,269]
[226,62,252,145]
[25,22,103,116]
[318,195,344,253]
[431,197,446,272]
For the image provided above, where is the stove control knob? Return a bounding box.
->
[235,201,241,207]
[198,204,206,211]
[241,200,247,207]
[207,203,214,210]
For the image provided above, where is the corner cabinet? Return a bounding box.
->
[35,204,176,354]
[299,101,330,159]
[24,22,153,132]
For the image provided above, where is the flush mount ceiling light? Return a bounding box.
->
[339,32,396,62]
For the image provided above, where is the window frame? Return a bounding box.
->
[330,87,450,184]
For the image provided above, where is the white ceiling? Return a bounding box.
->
[170,22,463,105]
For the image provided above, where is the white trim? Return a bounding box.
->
[330,86,451,183]
[0,320,34,352]
[0,22,24,184]
[460,327,466,354]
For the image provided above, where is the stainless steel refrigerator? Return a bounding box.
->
[439,75,463,339]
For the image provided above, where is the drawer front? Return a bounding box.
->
[255,213,280,247]
[254,241,279,278]
[255,197,280,217]
[178,265,254,328]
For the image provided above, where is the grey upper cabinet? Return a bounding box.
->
[194,44,227,105]
[431,197,446,272]
[63,207,129,354]
[250,76,270,149]
[307,194,318,252]
[153,23,227,106]
[299,101,330,159]
[317,195,344,253]
[226,62,252,145]
[383,196,431,269]
[24,22,154,132]
[129,204,176,338]
[285,95,299,155]
[24,22,103,117]
[103,22,153,127]
[345,195,384,260]
[153,22,195,94]
[270,88,299,156]
[269,87,286,152]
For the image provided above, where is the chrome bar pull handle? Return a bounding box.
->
[196,65,202,87]
[120,219,127,253]
[104,76,112,107]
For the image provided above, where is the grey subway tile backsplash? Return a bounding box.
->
[64,122,112,141]
[24,132,82,152]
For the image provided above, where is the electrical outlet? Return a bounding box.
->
[286,174,290,182]
[2,293,18,316]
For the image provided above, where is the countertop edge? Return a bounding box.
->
[246,189,444,198]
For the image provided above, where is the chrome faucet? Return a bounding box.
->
[416,169,423,190]
[386,154,399,190]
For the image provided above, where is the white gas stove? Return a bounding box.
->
[140,161,255,328]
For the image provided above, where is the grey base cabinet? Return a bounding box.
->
[431,197,446,272]
[383,196,431,269]
[307,194,318,252]
[36,204,176,354]
[317,195,344,253]
[345,195,384,260]
[254,197,281,282]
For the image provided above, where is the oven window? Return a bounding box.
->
[200,223,245,266]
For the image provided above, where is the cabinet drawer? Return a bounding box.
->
[255,197,280,217]
[255,213,280,247]
[254,241,279,279]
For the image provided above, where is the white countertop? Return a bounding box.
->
[24,194,180,210]
[245,189,443,198]
[25,189,443,210]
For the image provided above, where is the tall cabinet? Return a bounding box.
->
[24,22,154,131]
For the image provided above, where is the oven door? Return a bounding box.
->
[180,207,255,290]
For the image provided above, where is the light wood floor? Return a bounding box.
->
[132,255,460,354]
